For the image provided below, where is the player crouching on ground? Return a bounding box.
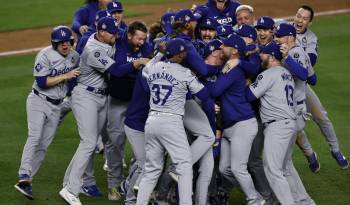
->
[136,38,210,205]
[14,26,80,200]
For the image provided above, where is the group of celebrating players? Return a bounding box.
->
[14,0,349,205]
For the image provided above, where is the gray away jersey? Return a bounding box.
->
[249,66,296,123]
[143,61,204,116]
[78,34,115,89]
[296,29,318,56]
[32,46,79,99]
[285,46,314,103]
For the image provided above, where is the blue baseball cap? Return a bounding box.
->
[165,38,187,58]
[203,39,222,58]
[161,12,175,34]
[255,16,275,30]
[97,17,119,35]
[174,9,199,23]
[199,18,217,30]
[216,24,236,39]
[274,23,296,37]
[259,41,283,60]
[95,10,110,22]
[222,34,246,54]
[107,1,123,14]
[237,24,257,41]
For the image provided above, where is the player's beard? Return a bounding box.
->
[261,58,269,69]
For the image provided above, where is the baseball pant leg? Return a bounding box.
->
[219,137,240,188]
[263,120,296,205]
[184,100,215,163]
[30,103,61,177]
[226,118,261,204]
[248,119,274,201]
[65,88,107,195]
[124,125,146,203]
[306,85,340,152]
[195,148,214,205]
[105,97,128,188]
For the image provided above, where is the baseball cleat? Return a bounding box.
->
[81,184,102,197]
[18,174,31,185]
[307,152,320,173]
[59,187,82,205]
[331,151,349,169]
[14,182,34,200]
[119,180,127,196]
[108,187,122,201]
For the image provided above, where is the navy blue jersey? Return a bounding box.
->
[195,0,240,27]
[109,31,154,101]
[211,66,255,128]
[71,2,100,42]
[124,71,150,132]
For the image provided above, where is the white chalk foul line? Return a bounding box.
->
[1,8,350,57]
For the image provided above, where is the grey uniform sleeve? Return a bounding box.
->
[33,53,51,77]
[249,72,273,98]
[184,68,204,94]
[143,53,163,79]
[306,33,318,56]
[87,49,115,73]
[290,49,314,77]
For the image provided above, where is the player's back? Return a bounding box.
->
[144,60,203,116]
[253,66,296,123]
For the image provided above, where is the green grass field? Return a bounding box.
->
[0,0,187,32]
[0,15,349,205]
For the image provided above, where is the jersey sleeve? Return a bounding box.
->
[87,49,115,73]
[306,33,318,56]
[184,68,204,95]
[249,71,273,98]
[290,49,314,77]
[33,52,51,77]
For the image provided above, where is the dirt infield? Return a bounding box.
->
[1,0,349,53]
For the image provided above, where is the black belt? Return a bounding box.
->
[33,89,63,105]
[264,118,291,126]
[86,86,108,95]
[296,100,304,105]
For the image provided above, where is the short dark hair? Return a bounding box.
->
[300,5,314,22]
[127,21,148,35]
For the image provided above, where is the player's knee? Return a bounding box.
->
[176,161,192,176]
[312,110,330,124]
[231,162,247,176]
[218,163,230,176]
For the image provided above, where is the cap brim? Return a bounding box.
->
[255,24,271,29]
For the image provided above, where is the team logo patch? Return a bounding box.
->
[71,57,75,63]
[35,63,42,72]
[294,53,300,58]
[257,74,263,80]
[94,52,100,58]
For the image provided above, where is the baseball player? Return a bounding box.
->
[246,41,297,205]
[59,17,141,205]
[103,20,152,201]
[193,0,240,27]
[14,26,80,200]
[136,38,209,205]
[121,52,165,205]
[71,0,111,43]
[76,10,111,54]
[107,1,128,31]
[212,34,265,205]
[199,18,218,43]
[275,23,317,205]
[235,5,255,27]
[255,16,275,46]
[293,5,349,171]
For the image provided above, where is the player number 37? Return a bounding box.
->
[152,84,173,105]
